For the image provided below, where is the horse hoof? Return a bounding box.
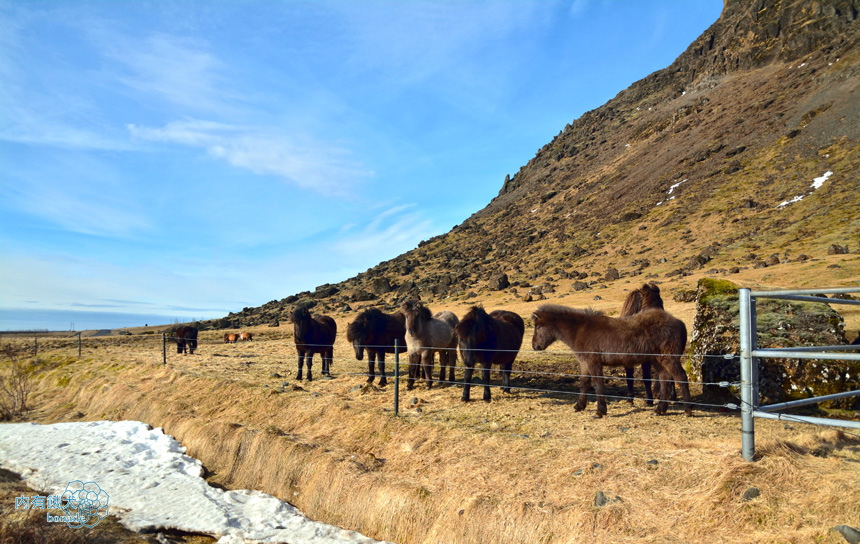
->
[574,405,585,412]
[378,379,388,387]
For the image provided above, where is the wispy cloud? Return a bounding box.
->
[128,119,371,196]
[330,204,435,259]
[106,33,235,113]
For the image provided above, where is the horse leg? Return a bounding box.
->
[594,368,607,417]
[625,367,636,404]
[664,358,692,416]
[406,352,419,390]
[575,363,591,412]
[461,359,474,402]
[653,367,670,415]
[501,362,512,394]
[481,362,492,402]
[377,352,387,387]
[366,350,376,383]
[446,347,456,384]
[297,351,304,381]
[306,353,314,382]
[643,361,654,407]
[422,351,434,389]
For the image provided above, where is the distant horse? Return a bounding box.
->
[224,333,238,344]
[346,308,407,387]
[455,305,525,402]
[291,306,337,381]
[400,300,458,389]
[175,326,198,355]
[531,304,691,417]
[239,332,253,342]
[620,282,664,405]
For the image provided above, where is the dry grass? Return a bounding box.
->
[4,261,858,543]
[9,274,860,544]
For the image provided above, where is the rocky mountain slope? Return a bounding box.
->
[222,0,860,328]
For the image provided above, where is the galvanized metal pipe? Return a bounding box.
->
[754,294,860,305]
[752,349,860,361]
[739,288,756,461]
[753,410,860,430]
[758,389,860,413]
[750,287,860,296]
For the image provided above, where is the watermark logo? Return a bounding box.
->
[58,480,109,528]
[15,480,109,529]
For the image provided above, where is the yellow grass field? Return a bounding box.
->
[3,265,859,544]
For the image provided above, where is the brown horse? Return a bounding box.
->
[346,308,407,387]
[454,305,525,402]
[175,325,198,354]
[400,300,458,389]
[620,283,664,405]
[291,306,337,381]
[239,332,253,341]
[224,333,238,344]
[531,304,691,417]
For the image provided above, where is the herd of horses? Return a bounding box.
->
[174,283,693,417]
[223,331,254,343]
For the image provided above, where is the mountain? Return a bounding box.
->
[223,0,860,328]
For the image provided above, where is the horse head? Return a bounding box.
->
[530,309,557,351]
[346,317,366,360]
[291,306,312,339]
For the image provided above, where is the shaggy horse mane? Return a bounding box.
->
[620,283,664,317]
[533,304,603,320]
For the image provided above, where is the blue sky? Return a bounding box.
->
[0,0,723,328]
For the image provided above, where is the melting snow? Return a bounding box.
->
[0,421,390,544]
[778,171,833,207]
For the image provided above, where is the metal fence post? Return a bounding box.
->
[739,288,757,461]
[34,337,37,357]
[162,333,167,366]
[394,339,400,416]
[77,332,82,359]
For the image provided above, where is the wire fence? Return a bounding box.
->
[6,328,858,435]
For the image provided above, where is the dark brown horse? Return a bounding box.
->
[346,308,407,387]
[620,282,664,405]
[291,306,337,381]
[454,305,525,402]
[175,325,198,354]
[531,304,691,417]
[400,300,458,389]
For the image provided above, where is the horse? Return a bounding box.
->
[291,306,337,381]
[454,305,525,402]
[400,300,458,390]
[620,282,664,405]
[531,304,691,417]
[224,333,238,344]
[346,308,407,387]
[239,332,253,342]
[175,325,198,355]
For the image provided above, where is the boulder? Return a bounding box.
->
[489,272,510,291]
[688,278,858,408]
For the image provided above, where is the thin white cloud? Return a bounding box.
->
[330,204,436,259]
[106,33,235,113]
[128,119,371,196]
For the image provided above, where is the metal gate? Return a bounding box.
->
[738,287,860,461]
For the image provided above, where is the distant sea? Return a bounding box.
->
[0,308,200,332]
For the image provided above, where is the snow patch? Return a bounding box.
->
[778,171,833,208]
[0,421,389,544]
